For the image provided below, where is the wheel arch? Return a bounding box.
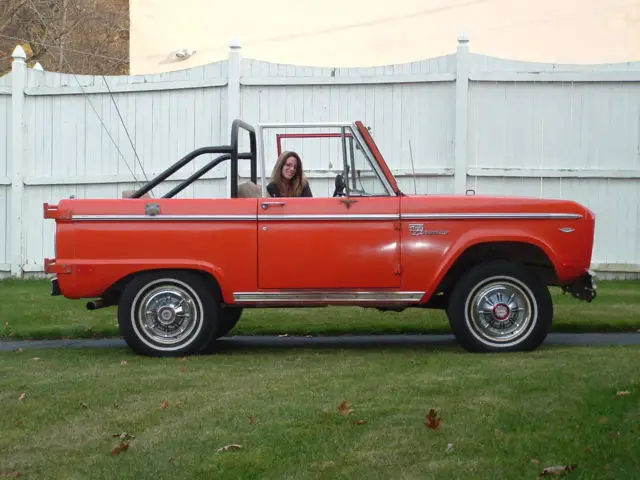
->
[431,240,558,298]
[100,267,225,306]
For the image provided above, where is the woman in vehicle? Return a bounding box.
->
[266,150,313,197]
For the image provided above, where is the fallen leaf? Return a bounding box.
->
[216,444,242,453]
[609,432,619,438]
[531,459,540,465]
[539,464,577,477]
[160,401,169,410]
[338,401,353,415]
[80,402,88,409]
[355,419,367,425]
[111,442,129,456]
[112,433,135,440]
[425,409,441,430]
[598,417,609,424]
[18,393,25,401]
[180,367,187,373]
[616,391,630,397]
[248,416,256,424]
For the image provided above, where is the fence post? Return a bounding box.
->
[226,39,242,198]
[10,46,26,278]
[453,33,470,195]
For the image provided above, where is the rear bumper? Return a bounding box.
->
[561,269,597,302]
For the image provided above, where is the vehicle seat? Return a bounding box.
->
[237,181,261,198]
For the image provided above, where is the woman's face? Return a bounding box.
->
[281,156,298,181]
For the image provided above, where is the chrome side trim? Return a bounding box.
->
[69,212,583,222]
[401,213,583,220]
[72,214,256,221]
[233,291,425,303]
[258,214,398,221]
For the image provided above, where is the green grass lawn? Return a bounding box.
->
[1,345,639,479]
[1,278,639,340]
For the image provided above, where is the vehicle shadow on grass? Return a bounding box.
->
[204,333,635,355]
[210,334,462,354]
[1,333,637,354]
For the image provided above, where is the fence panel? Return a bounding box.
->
[1,38,639,277]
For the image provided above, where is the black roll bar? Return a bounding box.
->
[129,118,257,199]
[229,119,257,199]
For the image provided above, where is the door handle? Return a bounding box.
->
[261,201,286,210]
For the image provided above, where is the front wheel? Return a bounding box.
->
[446,260,553,353]
[118,271,219,357]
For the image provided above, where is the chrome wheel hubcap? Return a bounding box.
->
[134,282,200,346]
[467,279,534,343]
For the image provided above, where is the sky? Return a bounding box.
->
[130,0,640,74]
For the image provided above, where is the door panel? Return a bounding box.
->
[258,196,401,290]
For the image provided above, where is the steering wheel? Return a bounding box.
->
[332,173,346,197]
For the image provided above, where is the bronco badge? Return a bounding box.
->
[408,224,448,236]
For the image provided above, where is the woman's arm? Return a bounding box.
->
[266,182,282,197]
[301,183,313,197]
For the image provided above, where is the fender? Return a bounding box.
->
[419,230,559,303]
[53,259,231,303]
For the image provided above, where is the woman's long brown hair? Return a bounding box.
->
[269,151,308,197]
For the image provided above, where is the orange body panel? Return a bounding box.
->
[257,196,400,289]
[45,192,594,306]
[398,195,594,299]
[47,198,258,303]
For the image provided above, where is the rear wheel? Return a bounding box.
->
[118,270,219,357]
[200,306,244,354]
[446,260,553,352]
[215,307,243,339]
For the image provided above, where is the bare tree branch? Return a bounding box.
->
[0,0,28,34]
[0,0,129,76]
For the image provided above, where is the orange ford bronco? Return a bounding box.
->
[43,119,597,356]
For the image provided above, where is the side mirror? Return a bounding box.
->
[333,173,346,197]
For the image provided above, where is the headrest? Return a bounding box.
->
[237,181,261,198]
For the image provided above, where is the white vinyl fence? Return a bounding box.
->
[1,36,639,279]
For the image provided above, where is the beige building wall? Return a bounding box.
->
[130,0,640,74]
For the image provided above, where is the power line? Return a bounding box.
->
[22,0,149,193]
[101,73,149,183]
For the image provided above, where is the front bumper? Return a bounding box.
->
[562,269,597,302]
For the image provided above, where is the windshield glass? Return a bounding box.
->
[344,133,389,196]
